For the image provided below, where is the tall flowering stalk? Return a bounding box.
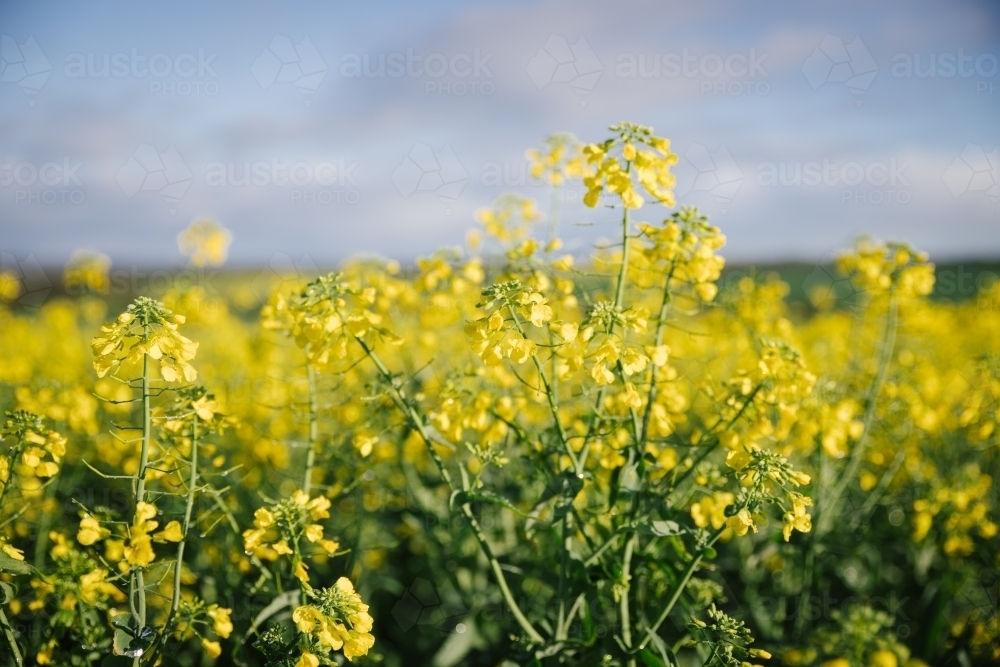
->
[91,298,197,663]
[86,297,235,664]
[0,412,65,666]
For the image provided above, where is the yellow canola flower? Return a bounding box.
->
[36,639,57,665]
[135,501,158,527]
[153,520,184,543]
[253,507,275,528]
[869,650,899,667]
[727,508,757,536]
[92,298,198,382]
[690,492,735,530]
[80,568,122,605]
[620,382,643,409]
[77,515,110,546]
[122,501,160,567]
[726,448,753,471]
[201,638,222,659]
[177,218,232,267]
[1,543,25,561]
[208,606,234,638]
[34,461,59,477]
[124,533,155,567]
[591,363,615,386]
[296,653,320,667]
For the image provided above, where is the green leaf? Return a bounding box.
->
[645,628,678,667]
[249,590,298,636]
[638,647,667,667]
[453,490,529,517]
[0,552,33,575]
[0,581,16,603]
[101,656,132,667]
[702,547,718,560]
[110,614,154,658]
[648,520,685,537]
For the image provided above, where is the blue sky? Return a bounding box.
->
[1,0,998,268]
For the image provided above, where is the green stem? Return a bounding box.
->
[357,341,545,644]
[131,350,152,666]
[167,414,198,630]
[0,440,26,516]
[818,295,897,535]
[546,185,561,247]
[615,206,631,310]
[577,200,634,470]
[641,265,676,442]
[506,306,576,472]
[0,605,23,667]
[620,532,637,664]
[556,513,568,638]
[303,364,318,495]
[640,528,724,649]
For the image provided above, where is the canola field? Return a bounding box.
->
[0,124,997,667]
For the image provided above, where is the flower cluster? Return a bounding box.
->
[688,603,771,667]
[475,194,542,244]
[292,577,375,663]
[263,272,401,366]
[526,133,585,186]
[836,239,935,298]
[723,444,812,540]
[63,249,111,294]
[465,280,552,366]
[635,206,727,301]
[91,296,198,381]
[242,490,339,570]
[177,218,232,267]
[582,122,679,209]
[1,410,66,494]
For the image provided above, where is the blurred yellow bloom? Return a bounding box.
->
[201,638,221,659]
[208,606,233,638]
[178,219,232,267]
[869,650,898,667]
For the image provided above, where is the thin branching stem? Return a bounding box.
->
[303,364,318,495]
[355,338,545,644]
